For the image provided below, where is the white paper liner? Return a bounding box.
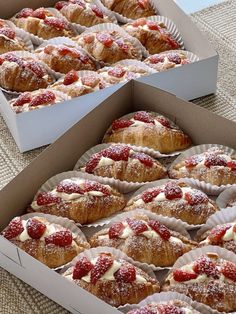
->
[83,23,148,58]
[216,186,236,209]
[169,144,236,196]
[73,143,167,193]
[103,110,192,158]
[114,59,157,74]
[119,291,215,314]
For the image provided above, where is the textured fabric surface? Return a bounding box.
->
[0,1,236,313]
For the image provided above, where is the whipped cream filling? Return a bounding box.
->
[129,118,163,128]
[201,224,236,244]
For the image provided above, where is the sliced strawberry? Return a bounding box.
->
[32,8,46,19]
[156,116,171,128]
[91,5,103,18]
[204,154,227,168]
[108,66,126,78]
[26,218,46,239]
[16,8,34,18]
[2,217,24,240]
[101,145,130,162]
[167,52,181,64]
[221,260,236,282]
[130,152,153,167]
[83,34,94,44]
[55,1,69,10]
[0,56,4,65]
[126,218,148,235]
[164,182,183,200]
[56,181,84,195]
[193,256,220,279]
[147,55,165,64]
[36,192,61,206]
[227,160,236,170]
[133,111,154,124]
[141,188,162,203]
[90,253,114,284]
[112,119,134,130]
[25,60,45,78]
[85,152,102,173]
[58,46,80,58]
[148,220,171,240]
[0,27,15,39]
[13,93,32,107]
[157,304,184,314]
[114,263,136,283]
[165,36,179,49]
[43,45,54,54]
[84,181,110,196]
[30,91,56,107]
[185,155,202,168]
[109,222,125,239]
[115,39,129,53]
[81,75,99,88]
[44,17,68,30]
[173,269,198,282]
[45,230,73,247]
[138,0,149,9]
[208,225,231,244]
[73,256,94,280]
[132,18,146,27]
[63,70,78,85]
[96,33,113,48]
[146,20,160,31]
[184,190,208,206]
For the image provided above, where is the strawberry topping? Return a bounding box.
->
[221,260,236,282]
[102,145,130,161]
[204,154,227,168]
[12,93,32,107]
[63,70,78,85]
[133,111,154,124]
[36,192,61,206]
[227,160,236,170]
[114,263,136,283]
[91,5,103,18]
[167,53,181,64]
[2,217,24,240]
[156,116,171,128]
[16,8,34,18]
[130,152,154,167]
[58,46,80,58]
[44,17,68,30]
[81,75,99,88]
[148,220,171,240]
[208,225,231,244]
[146,20,160,31]
[185,155,203,168]
[26,218,46,239]
[132,18,146,27]
[73,256,94,280]
[126,218,148,235]
[56,181,84,195]
[96,33,113,48]
[55,1,69,10]
[108,66,126,78]
[193,256,220,279]
[148,55,165,64]
[90,253,113,284]
[45,230,73,246]
[85,152,102,174]
[173,269,198,282]
[157,304,184,314]
[112,119,134,130]
[25,60,45,78]
[0,27,15,39]
[32,7,46,19]
[30,91,56,107]
[84,181,110,196]
[141,188,162,203]
[164,182,183,200]
[115,39,129,53]
[184,190,208,205]
[109,222,125,239]
[83,34,94,44]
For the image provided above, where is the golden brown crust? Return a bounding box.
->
[0,33,27,54]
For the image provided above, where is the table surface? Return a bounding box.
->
[175,0,224,13]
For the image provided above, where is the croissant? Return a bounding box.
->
[75,30,142,64]
[55,0,114,27]
[79,144,167,183]
[169,147,236,186]
[102,111,191,154]
[89,213,197,267]
[0,52,55,92]
[62,252,160,307]
[28,178,126,224]
[1,216,90,268]
[162,252,236,312]
[123,18,179,54]
[125,181,219,225]
[101,0,156,20]
[11,7,77,40]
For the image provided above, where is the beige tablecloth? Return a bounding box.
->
[1,0,236,313]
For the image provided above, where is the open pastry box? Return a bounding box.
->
[0,0,218,153]
[0,81,236,314]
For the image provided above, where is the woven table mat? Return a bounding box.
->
[1,1,236,313]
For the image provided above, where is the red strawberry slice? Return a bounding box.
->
[147,20,160,31]
[90,253,114,284]
[192,256,220,279]
[221,261,236,282]
[141,188,162,203]
[114,263,136,283]
[43,45,54,54]
[2,217,24,240]
[173,269,198,282]
[184,190,208,205]
[81,76,99,88]
[55,1,69,10]
[84,181,110,196]
[0,27,15,39]
[83,34,94,44]
[157,304,184,314]
[132,18,146,27]
[167,52,181,64]
[13,93,32,107]
[148,220,171,240]
[96,33,113,48]
[185,155,202,168]
[0,56,4,65]
[91,5,103,18]
[25,60,45,78]
[133,111,154,124]
[165,36,179,49]
[44,17,68,30]
[56,181,84,195]
[73,256,94,280]
[227,160,236,170]
[208,225,231,244]
[112,119,134,130]
[16,8,34,18]
[58,46,80,58]
[63,70,78,85]
[108,66,126,78]
[36,192,61,206]
[109,222,125,239]
[156,116,171,128]
[32,8,46,19]
[204,154,227,168]
[148,55,165,64]
[115,39,129,53]
[101,145,130,162]
[138,0,149,9]
[164,182,183,200]
[126,218,148,235]
[26,218,46,239]
[45,230,73,246]
[30,91,56,107]
[130,152,154,167]
[85,152,102,173]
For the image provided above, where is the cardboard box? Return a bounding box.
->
[0,0,218,152]
[0,81,235,314]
